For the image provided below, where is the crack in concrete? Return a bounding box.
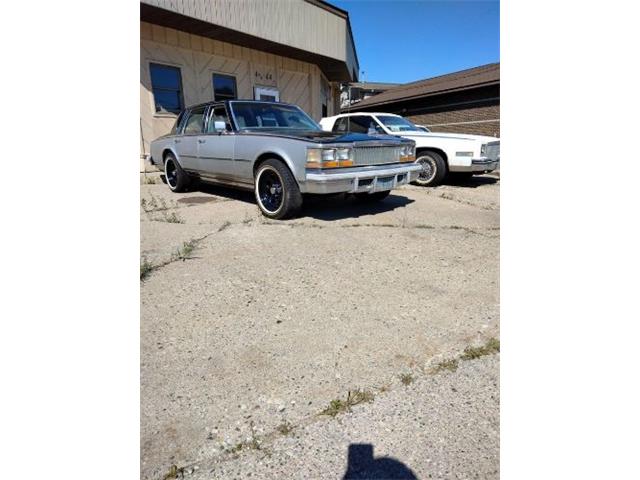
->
[172,340,501,473]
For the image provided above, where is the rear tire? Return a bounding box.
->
[254,159,302,219]
[413,151,447,187]
[164,153,190,192]
[354,191,390,202]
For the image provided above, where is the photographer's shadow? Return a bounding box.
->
[343,444,417,480]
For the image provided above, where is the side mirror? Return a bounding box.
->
[214,120,226,132]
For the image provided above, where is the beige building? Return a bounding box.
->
[140,0,359,170]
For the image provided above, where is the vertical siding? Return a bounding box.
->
[140,21,331,157]
[142,0,351,63]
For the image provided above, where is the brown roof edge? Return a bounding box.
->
[354,63,499,108]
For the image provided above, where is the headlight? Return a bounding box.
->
[480,144,487,156]
[307,147,353,168]
[400,144,416,162]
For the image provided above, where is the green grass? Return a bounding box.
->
[460,338,500,360]
[399,373,414,386]
[142,175,157,184]
[320,389,374,417]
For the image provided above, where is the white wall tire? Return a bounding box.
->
[413,151,447,187]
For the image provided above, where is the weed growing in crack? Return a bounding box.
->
[171,240,197,262]
[218,220,232,232]
[276,421,294,436]
[161,211,184,223]
[142,175,157,184]
[400,373,414,386]
[460,338,500,360]
[162,464,184,480]
[320,389,374,417]
[432,358,459,373]
[140,257,154,280]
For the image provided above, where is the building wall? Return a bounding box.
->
[142,0,358,77]
[406,103,500,137]
[140,21,338,160]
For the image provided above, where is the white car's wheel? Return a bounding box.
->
[413,151,447,187]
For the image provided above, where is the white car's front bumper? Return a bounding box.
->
[449,156,500,173]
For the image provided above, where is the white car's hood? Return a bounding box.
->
[398,131,499,143]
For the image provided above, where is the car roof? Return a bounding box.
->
[329,112,401,118]
[183,99,300,111]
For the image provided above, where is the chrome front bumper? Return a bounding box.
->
[302,164,422,194]
[471,157,499,172]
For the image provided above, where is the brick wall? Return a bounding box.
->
[407,103,500,137]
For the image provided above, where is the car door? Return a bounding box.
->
[177,106,206,171]
[197,105,237,180]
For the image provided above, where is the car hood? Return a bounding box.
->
[240,129,411,145]
[399,131,499,143]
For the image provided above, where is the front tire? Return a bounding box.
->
[413,151,447,187]
[254,159,303,219]
[164,153,190,192]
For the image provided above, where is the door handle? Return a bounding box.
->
[174,139,181,143]
[198,139,206,144]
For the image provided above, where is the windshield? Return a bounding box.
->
[230,102,321,131]
[377,115,424,133]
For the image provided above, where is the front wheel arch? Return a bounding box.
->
[416,147,448,167]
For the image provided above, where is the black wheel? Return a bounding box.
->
[354,191,390,202]
[254,159,303,219]
[164,153,191,192]
[413,150,447,187]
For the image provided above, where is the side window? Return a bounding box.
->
[332,117,348,133]
[170,111,185,134]
[348,116,372,134]
[207,107,232,133]
[183,107,206,134]
[213,74,237,101]
[149,63,183,114]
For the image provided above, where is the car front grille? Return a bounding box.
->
[353,146,403,166]
[485,142,500,161]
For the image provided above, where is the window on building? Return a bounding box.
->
[213,74,237,101]
[254,86,280,102]
[150,63,183,114]
[183,106,206,134]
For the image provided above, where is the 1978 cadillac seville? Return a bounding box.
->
[149,100,419,219]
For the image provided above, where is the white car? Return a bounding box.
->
[320,112,500,186]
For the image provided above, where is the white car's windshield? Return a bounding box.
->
[230,102,321,131]
[377,115,424,133]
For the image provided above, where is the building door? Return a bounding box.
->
[254,86,279,102]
